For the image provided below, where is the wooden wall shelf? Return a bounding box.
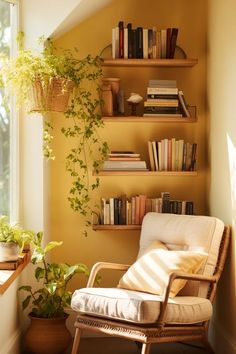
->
[93,225,141,231]
[102,58,198,67]
[97,171,197,176]
[102,116,196,123]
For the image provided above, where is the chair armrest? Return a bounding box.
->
[87,262,130,287]
[157,272,217,326]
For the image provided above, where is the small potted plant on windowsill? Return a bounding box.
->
[0,215,34,262]
[19,231,89,354]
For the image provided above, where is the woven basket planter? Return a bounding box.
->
[29,77,74,113]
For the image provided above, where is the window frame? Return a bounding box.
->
[0,0,19,221]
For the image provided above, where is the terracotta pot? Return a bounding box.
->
[24,314,72,354]
[102,78,120,112]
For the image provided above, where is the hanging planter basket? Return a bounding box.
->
[29,77,74,113]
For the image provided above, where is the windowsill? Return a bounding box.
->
[0,252,30,295]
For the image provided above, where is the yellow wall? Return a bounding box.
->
[48,0,207,291]
[208,0,236,352]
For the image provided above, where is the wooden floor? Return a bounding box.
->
[69,337,211,354]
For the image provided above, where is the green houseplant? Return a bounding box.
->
[0,215,34,262]
[0,33,108,222]
[19,231,89,354]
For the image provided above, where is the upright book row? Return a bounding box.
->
[99,192,194,226]
[112,21,178,59]
[148,139,197,172]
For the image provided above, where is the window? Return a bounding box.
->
[0,0,18,219]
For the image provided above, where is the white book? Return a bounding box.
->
[105,202,110,225]
[124,28,128,59]
[112,27,119,59]
[147,87,178,95]
[103,160,147,169]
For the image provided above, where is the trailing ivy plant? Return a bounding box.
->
[61,52,109,223]
[0,34,109,223]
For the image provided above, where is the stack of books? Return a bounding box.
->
[112,21,178,59]
[148,138,197,171]
[102,151,148,171]
[99,192,194,225]
[143,80,191,117]
[143,80,181,117]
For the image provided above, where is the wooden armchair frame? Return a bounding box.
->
[71,226,231,354]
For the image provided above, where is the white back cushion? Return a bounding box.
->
[138,213,224,297]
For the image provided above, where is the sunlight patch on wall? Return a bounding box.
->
[227,134,236,215]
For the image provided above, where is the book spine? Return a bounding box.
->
[118,21,124,58]
[152,27,157,59]
[109,198,114,225]
[137,27,143,59]
[148,141,156,171]
[124,27,128,59]
[143,28,148,59]
[178,90,190,117]
[161,29,167,59]
[127,23,133,58]
[147,94,179,99]
[147,87,178,95]
[114,198,119,224]
[152,141,159,171]
[169,28,178,59]
[120,194,127,225]
[148,29,153,58]
[139,195,147,224]
[132,29,137,58]
[166,27,172,59]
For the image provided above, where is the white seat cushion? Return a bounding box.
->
[71,287,212,325]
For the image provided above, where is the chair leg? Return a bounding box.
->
[71,328,82,354]
[141,343,151,354]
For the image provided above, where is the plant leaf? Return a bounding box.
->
[44,241,63,254]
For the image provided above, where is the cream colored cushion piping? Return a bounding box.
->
[118,249,207,297]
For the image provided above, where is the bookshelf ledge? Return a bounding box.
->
[96,171,197,176]
[102,116,197,123]
[93,225,141,231]
[102,58,198,67]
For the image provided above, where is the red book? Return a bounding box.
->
[119,21,124,58]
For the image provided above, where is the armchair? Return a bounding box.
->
[70,213,230,354]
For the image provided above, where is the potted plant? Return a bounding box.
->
[19,231,89,354]
[0,215,35,262]
[0,33,109,221]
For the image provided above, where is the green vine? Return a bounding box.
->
[0,34,109,222]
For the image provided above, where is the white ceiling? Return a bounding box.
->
[51,0,113,39]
